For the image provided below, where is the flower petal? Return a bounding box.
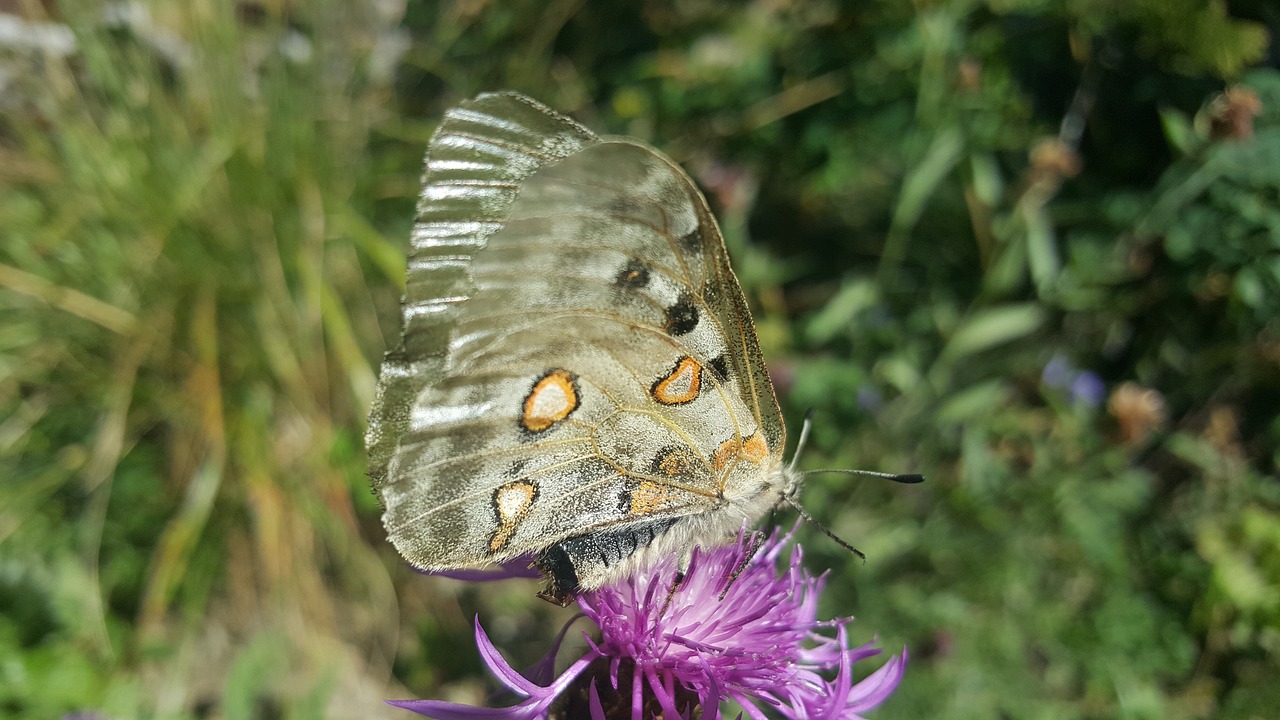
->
[696,654,722,720]
[644,666,681,720]
[845,647,908,712]
[727,692,772,720]
[386,698,542,720]
[525,613,588,686]
[473,617,540,697]
[588,683,607,720]
[387,626,600,719]
[631,664,643,720]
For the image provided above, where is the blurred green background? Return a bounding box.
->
[3,1,1279,718]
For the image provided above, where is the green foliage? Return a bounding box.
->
[2,1,1277,719]
[1056,0,1270,77]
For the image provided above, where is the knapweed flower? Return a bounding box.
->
[390,528,906,719]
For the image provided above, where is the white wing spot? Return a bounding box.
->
[521,369,579,432]
[651,356,702,405]
[496,482,535,521]
[490,480,537,552]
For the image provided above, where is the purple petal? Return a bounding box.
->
[386,698,541,720]
[728,692,772,720]
[645,665,682,720]
[631,663,643,720]
[846,647,907,712]
[473,617,539,696]
[588,683,607,720]
[387,627,600,719]
[827,624,855,713]
[525,613,588,685]
[696,654,722,720]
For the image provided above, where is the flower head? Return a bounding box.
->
[391,528,906,719]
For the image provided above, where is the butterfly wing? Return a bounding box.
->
[367,93,786,581]
[365,92,596,485]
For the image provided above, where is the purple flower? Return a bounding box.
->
[1068,371,1105,407]
[390,528,906,719]
[1042,353,1105,407]
[1041,354,1075,389]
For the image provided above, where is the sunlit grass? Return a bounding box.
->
[1,2,412,716]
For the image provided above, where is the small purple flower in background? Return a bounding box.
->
[1067,371,1106,407]
[1042,353,1105,407]
[856,385,884,414]
[391,528,906,719]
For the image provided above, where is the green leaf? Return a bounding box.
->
[805,278,878,344]
[938,303,1047,363]
[1158,107,1198,156]
[936,379,1010,425]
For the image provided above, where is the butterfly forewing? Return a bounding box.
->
[368,92,787,585]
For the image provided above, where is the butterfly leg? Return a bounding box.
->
[718,530,766,601]
[657,568,687,617]
[536,586,576,608]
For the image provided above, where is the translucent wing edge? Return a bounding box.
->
[366,93,600,485]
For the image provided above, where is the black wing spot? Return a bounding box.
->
[678,226,703,253]
[613,260,651,290]
[708,354,731,382]
[664,293,699,336]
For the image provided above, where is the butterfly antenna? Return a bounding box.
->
[785,409,920,557]
[780,493,865,560]
[788,412,923,484]
[799,468,925,484]
[787,409,816,475]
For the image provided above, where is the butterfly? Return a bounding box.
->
[367,92,810,605]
